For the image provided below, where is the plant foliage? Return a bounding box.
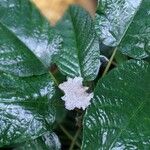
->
[0,0,149,149]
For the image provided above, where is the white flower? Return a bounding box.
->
[59,77,93,110]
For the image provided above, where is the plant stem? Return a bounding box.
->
[69,128,81,150]
[49,73,81,146]
[49,70,81,148]
[59,124,81,148]
[49,71,59,86]
[102,47,117,77]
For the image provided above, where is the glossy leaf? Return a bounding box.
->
[0,23,46,76]
[0,0,62,76]
[82,60,150,149]
[95,0,150,58]
[15,132,61,150]
[55,6,101,81]
[0,72,56,147]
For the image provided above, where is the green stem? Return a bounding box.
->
[49,73,80,146]
[69,128,81,150]
[102,47,117,77]
[59,125,81,148]
[49,71,81,147]
[49,71,59,86]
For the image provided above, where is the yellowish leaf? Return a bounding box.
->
[31,0,96,25]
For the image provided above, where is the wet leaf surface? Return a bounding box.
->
[95,0,150,58]
[15,132,61,150]
[82,60,150,149]
[55,6,101,81]
[0,0,62,76]
[0,72,56,147]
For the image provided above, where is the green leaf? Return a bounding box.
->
[115,51,128,64]
[55,6,101,81]
[0,72,56,147]
[15,132,61,150]
[82,60,150,149]
[95,0,150,59]
[0,0,62,76]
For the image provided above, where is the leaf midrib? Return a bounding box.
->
[69,8,82,77]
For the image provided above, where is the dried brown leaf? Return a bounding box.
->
[31,0,96,25]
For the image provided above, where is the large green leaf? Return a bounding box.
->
[82,60,150,149]
[0,0,62,76]
[0,72,56,147]
[55,6,101,81]
[15,132,61,150]
[95,0,150,59]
